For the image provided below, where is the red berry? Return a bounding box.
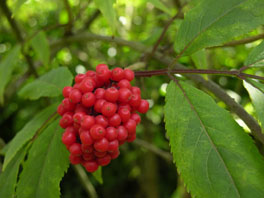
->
[69,89,82,103]
[75,74,86,83]
[118,79,132,89]
[127,134,136,142]
[62,86,73,98]
[94,88,105,99]
[60,113,73,128]
[105,127,118,141]
[110,149,120,159]
[74,104,87,113]
[90,124,106,140]
[94,151,107,158]
[104,87,119,102]
[81,144,94,153]
[80,131,94,145]
[119,104,132,111]
[129,94,141,107]
[69,143,82,156]
[124,69,134,81]
[118,108,131,123]
[62,98,75,111]
[69,154,82,164]
[94,138,109,152]
[65,126,77,134]
[95,115,108,128]
[83,161,98,172]
[81,115,95,130]
[101,102,117,117]
[94,99,106,113]
[96,154,111,166]
[73,112,85,124]
[111,67,124,81]
[108,140,119,152]
[57,104,66,116]
[137,99,149,113]
[131,113,141,124]
[96,64,111,82]
[118,88,132,103]
[62,131,76,146]
[83,153,95,161]
[108,114,121,127]
[131,86,141,95]
[80,77,95,93]
[124,119,136,134]
[117,126,128,141]
[82,92,95,107]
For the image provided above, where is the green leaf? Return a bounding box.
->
[3,103,58,170]
[19,67,73,100]
[0,147,26,198]
[92,166,103,184]
[245,40,264,67]
[12,0,27,16]
[191,49,208,69]
[147,0,172,15]
[31,31,50,67]
[0,45,21,104]
[175,0,264,55]
[244,80,264,129]
[164,81,264,198]
[16,119,69,198]
[93,0,116,34]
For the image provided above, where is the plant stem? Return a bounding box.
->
[135,68,264,81]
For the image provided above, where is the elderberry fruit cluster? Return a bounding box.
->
[57,64,149,172]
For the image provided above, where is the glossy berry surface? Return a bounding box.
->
[58,64,149,172]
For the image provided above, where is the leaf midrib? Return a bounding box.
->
[177,82,241,197]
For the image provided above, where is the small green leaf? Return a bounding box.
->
[31,31,50,67]
[147,0,172,15]
[164,81,264,198]
[12,0,27,16]
[175,0,264,55]
[245,40,264,67]
[3,103,58,170]
[244,80,264,130]
[0,45,21,104]
[19,67,73,100]
[92,167,103,184]
[16,119,69,198]
[0,147,26,198]
[93,0,116,34]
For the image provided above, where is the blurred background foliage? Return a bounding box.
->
[0,0,263,197]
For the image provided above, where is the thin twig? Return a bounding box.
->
[209,33,264,49]
[73,165,98,198]
[133,139,173,162]
[0,0,39,77]
[81,10,101,32]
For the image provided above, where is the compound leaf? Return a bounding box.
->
[164,81,264,198]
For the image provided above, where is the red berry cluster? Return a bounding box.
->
[57,64,149,172]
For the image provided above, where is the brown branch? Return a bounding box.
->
[0,0,38,77]
[134,68,264,81]
[81,10,101,32]
[62,0,74,35]
[209,33,264,49]
[50,32,264,145]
